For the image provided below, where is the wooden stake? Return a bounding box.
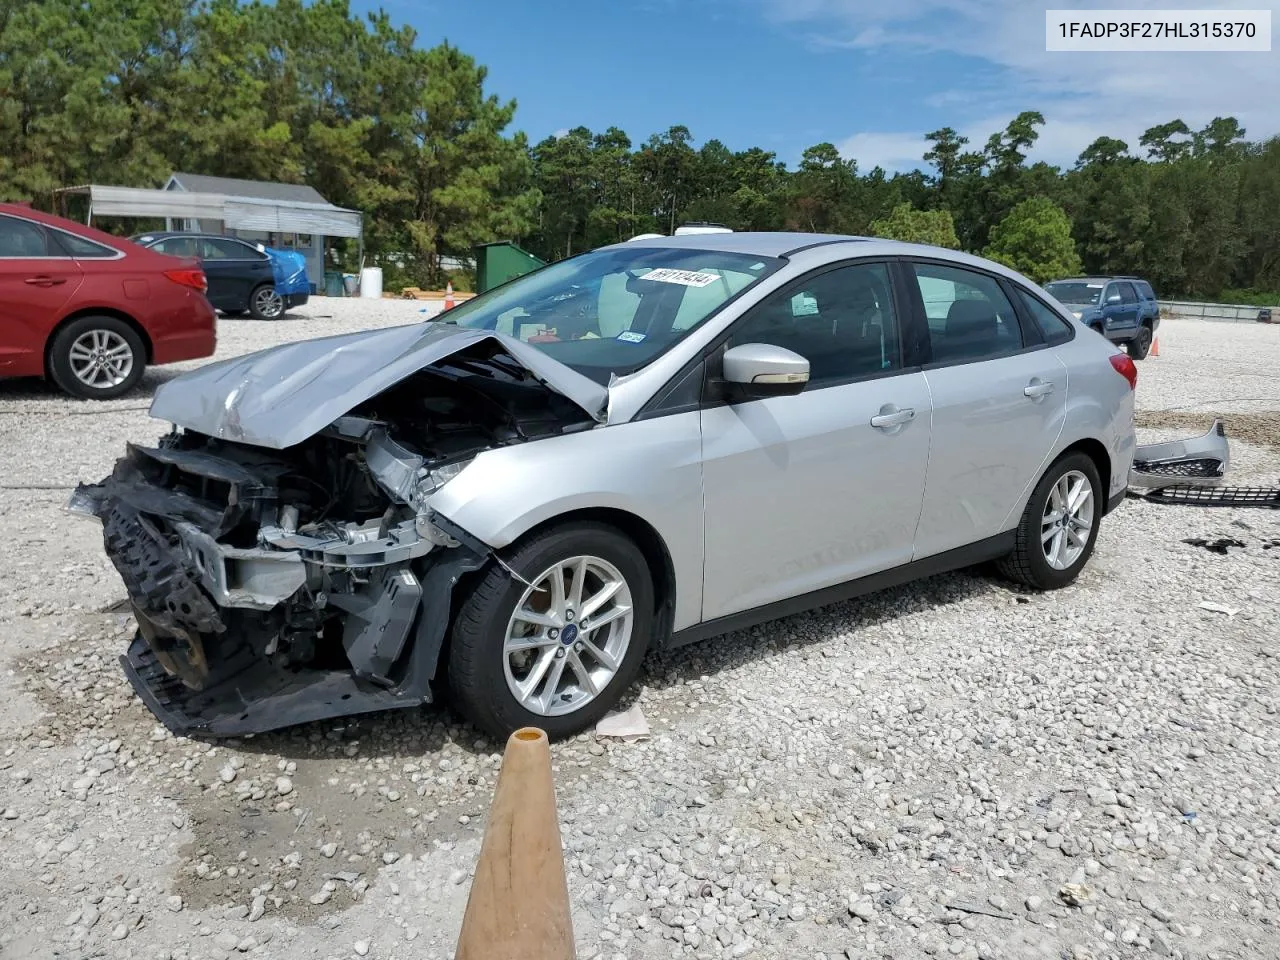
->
[454,728,575,960]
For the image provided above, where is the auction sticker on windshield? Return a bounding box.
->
[641,268,720,287]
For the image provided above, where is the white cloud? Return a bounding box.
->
[552,128,571,139]
[758,0,1280,170]
[836,131,931,171]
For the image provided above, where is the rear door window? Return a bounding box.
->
[201,238,264,260]
[152,237,201,258]
[0,215,51,257]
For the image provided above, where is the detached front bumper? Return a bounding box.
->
[1126,419,1280,507]
[1129,420,1230,490]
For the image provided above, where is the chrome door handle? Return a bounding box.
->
[870,406,916,429]
[1024,380,1055,399]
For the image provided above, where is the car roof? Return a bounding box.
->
[610,232,870,258]
[132,231,249,241]
[1051,276,1149,285]
[609,232,1059,288]
[0,202,141,250]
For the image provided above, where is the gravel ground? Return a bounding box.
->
[2,309,1279,960]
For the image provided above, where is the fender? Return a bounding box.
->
[428,412,706,630]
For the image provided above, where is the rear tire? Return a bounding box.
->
[447,521,654,741]
[996,452,1103,590]
[247,284,284,321]
[1127,323,1153,360]
[48,315,146,400]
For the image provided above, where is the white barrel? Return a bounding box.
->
[359,266,383,299]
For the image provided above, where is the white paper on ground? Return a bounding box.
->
[595,704,650,739]
[1198,601,1240,617]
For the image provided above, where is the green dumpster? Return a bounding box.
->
[475,241,546,294]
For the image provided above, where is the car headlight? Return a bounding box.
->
[425,458,471,493]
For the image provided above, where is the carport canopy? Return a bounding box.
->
[55,184,363,239]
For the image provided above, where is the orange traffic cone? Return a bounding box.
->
[1150,334,1160,358]
[454,728,575,960]
[444,281,455,311]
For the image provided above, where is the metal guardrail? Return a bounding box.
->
[1160,300,1276,322]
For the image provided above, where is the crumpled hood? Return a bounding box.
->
[149,322,609,449]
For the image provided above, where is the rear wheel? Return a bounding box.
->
[447,521,654,740]
[996,452,1102,590]
[247,284,284,321]
[1127,322,1153,360]
[48,315,146,400]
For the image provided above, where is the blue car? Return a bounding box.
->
[1044,276,1160,360]
[132,232,310,321]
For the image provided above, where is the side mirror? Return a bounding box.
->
[720,343,809,400]
[1106,293,1122,305]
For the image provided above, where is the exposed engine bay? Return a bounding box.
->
[71,342,595,735]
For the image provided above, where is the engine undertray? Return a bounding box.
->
[121,633,429,737]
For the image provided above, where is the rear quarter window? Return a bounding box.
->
[49,230,119,259]
[1015,288,1074,346]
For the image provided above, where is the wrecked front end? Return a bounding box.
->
[70,335,599,736]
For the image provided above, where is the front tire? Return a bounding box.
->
[447,521,654,740]
[48,316,146,400]
[247,284,284,321]
[996,452,1102,590]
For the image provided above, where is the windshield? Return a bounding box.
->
[1045,281,1103,306]
[440,246,780,383]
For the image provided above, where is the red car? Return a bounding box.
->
[0,203,216,399]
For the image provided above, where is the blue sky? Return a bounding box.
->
[365,0,1279,172]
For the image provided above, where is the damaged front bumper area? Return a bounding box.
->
[69,428,488,737]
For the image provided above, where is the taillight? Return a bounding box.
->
[164,268,208,294]
[1109,353,1138,390]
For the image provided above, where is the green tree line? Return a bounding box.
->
[3,0,1278,298]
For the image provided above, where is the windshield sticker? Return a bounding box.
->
[639,268,720,288]
[616,331,647,343]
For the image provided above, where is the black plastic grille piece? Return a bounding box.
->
[1141,485,1280,508]
[1132,458,1225,479]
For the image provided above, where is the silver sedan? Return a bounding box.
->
[73,233,1138,740]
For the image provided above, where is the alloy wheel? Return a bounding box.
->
[503,555,634,716]
[1041,469,1094,570]
[253,287,284,319]
[68,329,134,389]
